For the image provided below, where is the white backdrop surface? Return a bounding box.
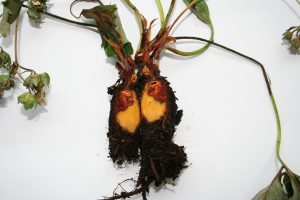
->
[0,0,300,200]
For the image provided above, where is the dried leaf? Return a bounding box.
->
[81,5,133,57]
[35,91,46,105]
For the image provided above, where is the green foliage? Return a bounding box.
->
[27,0,48,22]
[253,169,300,200]
[24,73,50,90]
[183,0,212,25]
[0,48,11,69]
[0,48,14,98]
[81,5,133,58]
[0,75,14,89]
[0,0,22,37]
[17,92,37,110]
[19,73,50,109]
[0,74,14,99]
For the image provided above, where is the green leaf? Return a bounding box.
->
[26,0,48,22]
[183,0,212,25]
[27,6,41,22]
[0,75,14,90]
[31,76,40,87]
[0,47,11,69]
[0,20,10,38]
[0,75,9,82]
[0,75,10,87]
[17,92,37,110]
[288,173,300,200]
[283,172,294,198]
[252,176,288,200]
[81,5,133,57]
[40,73,50,87]
[123,42,134,56]
[253,170,300,200]
[0,0,22,37]
[24,73,50,89]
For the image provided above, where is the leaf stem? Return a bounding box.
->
[167,24,214,56]
[19,64,36,74]
[14,15,20,64]
[270,95,284,166]
[150,0,176,47]
[171,36,287,168]
[155,0,165,27]
[21,4,121,44]
[169,0,197,31]
[22,5,98,29]
[163,0,176,30]
[97,0,104,5]
[157,0,176,37]
[13,15,25,83]
[122,0,143,51]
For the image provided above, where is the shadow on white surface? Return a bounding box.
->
[20,105,48,120]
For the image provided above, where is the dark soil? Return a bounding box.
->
[107,86,140,164]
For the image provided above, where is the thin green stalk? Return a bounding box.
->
[155,0,165,27]
[167,24,214,56]
[163,0,176,29]
[271,95,284,166]
[158,0,175,35]
[122,0,143,51]
[169,0,197,31]
[171,36,287,168]
[152,0,176,45]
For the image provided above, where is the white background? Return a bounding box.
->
[1,0,300,199]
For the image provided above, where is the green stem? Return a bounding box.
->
[171,36,287,168]
[151,0,176,45]
[157,0,176,35]
[155,0,165,27]
[167,24,214,56]
[270,95,285,166]
[169,0,197,31]
[122,0,143,51]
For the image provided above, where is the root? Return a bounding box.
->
[101,179,152,200]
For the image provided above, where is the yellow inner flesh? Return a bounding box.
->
[141,84,166,123]
[116,92,140,134]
